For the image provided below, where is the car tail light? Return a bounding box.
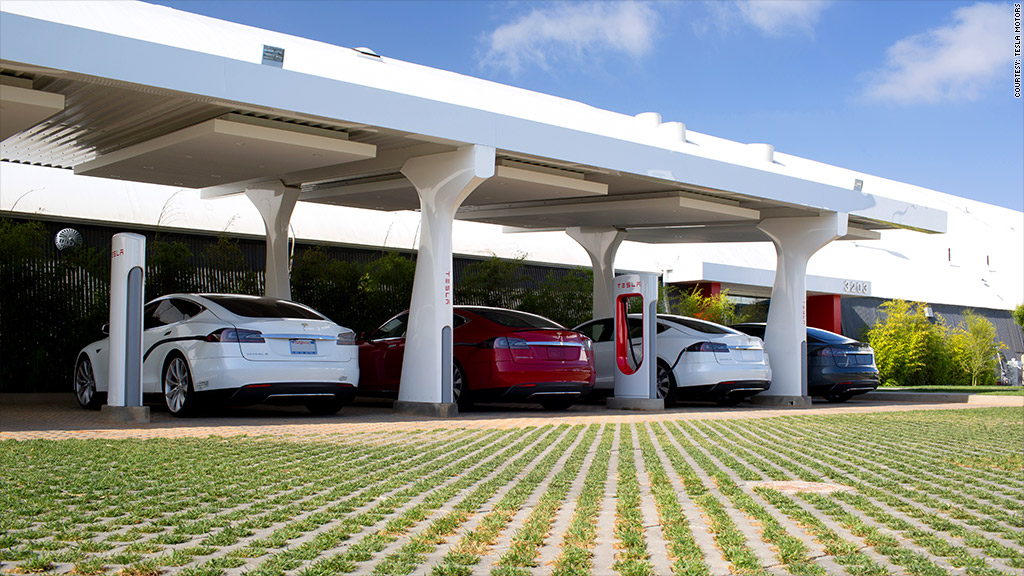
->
[206,328,265,343]
[337,330,356,345]
[686,341,729,353]
[495,336,531,349]
[820,346,850,367]
[494,336,533,361]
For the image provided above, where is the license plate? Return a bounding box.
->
[289,339,316,355]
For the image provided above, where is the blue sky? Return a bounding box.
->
[149,0,1023,212]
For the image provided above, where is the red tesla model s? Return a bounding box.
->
[357,306,595,409]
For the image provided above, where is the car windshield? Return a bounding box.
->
[468,308,564,329]
[658,314,734,334]
[205,295,324,320]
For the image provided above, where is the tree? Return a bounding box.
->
[1013,303,1024,329]
[949,309,1005,387]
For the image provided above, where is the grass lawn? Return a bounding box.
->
[880,386,1024,396]
[1,407,1022,575]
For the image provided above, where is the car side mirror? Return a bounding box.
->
[101,323,109,335]
[359,331,372,342]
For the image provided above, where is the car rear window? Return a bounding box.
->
[807,327,855,344]
[658,314,734,334]
[731,324,766,338]
[468,308,564,329]
[205,295,324,320]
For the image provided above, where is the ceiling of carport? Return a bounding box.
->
[0,62,898,244]
[74,114,377,188]
[0,78,64,142]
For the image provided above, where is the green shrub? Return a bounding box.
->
[519,268,593,328]
[667,286,738,325]
[865,300,950,387]
[457,254,532,309]
[1013,303,1024,329]
[947,310,1004,387]
[0,219,112,391]
[291,249,415,333]
[147,239,197,296]
[201,236,260,295]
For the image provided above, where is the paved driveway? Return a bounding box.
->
[1,392,1018,441]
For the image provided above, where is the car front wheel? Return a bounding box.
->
[163,355,197,417]
[74,355,102,410]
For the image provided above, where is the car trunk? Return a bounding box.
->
[713,334,766,365]
[236,319,345,362]
[505,330,590,365]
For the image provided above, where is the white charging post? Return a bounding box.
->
[608,273,663,411]
[102,232,150,422]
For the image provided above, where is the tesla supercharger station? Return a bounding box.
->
[103,233,149,422]
[610,273,661,409]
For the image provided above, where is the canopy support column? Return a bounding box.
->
[396,145,495,417]
[245,181,299,300]
[755,212,847,406]
[566,226,625,318]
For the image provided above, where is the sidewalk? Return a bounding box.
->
[2,392,1019,441]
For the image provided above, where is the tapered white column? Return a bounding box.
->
[397,145,495,415]
[756,212,847,405]
[246,181,299,300]
[566,226,624,318]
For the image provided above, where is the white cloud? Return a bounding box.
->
[736,0,829,37]
[478,2,658,75]
[863,2,1011,104]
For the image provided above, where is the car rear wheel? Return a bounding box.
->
[656,360,678,407]
[453,361,472,410]
[74,355,102,410]
[163,355,197,417]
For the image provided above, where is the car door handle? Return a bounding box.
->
[163,330,172,336]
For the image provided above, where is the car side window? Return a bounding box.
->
[373,313,408,339]
[172,299,204,321]
[143,302,163,330]
[153,300,187,326]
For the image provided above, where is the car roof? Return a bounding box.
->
[148,293,329,321]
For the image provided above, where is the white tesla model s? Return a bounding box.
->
[74,294,359,416]
[574,314,771,405]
